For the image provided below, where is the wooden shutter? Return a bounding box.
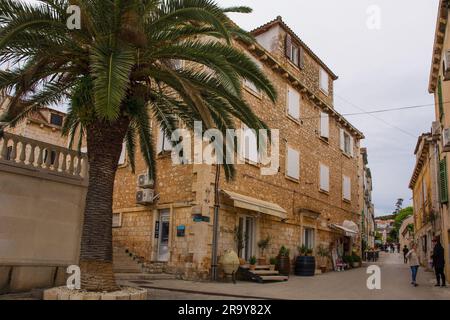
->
[320,164,330,192]
[285,34,292,60]
[343,175,351,201]
[287,86,300,120]
[286,147,300,180]
[320,112,329,138]
[340,129,345,151]
[349,136,354,157]
[438,77,444,119]
[440,158,449,204]
[299,46,305,69]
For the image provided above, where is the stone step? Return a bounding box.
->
[259,275,289,282]
[115,273,177,281]
[251,270,280,276]
[241,265,272,270]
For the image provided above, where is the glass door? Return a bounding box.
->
[239,216,256,261]
[157,210,170,262]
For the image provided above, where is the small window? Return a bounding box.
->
[50,113,63,126]
[320,163,330,192]
[343,175,351,201]
[157,127,172,154]
[320,112,329,139]
[287,86,300,120]
[241,124,259,164]
[112,213,122,228]
[303,228,315,250]
[340,129,354,157]
[286,146,300,180]
[244,55,262,94]
[319,68,329,95]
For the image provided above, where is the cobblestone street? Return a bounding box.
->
[119,253,450,300]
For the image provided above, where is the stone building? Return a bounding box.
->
[112,17,365,279]
[359,148,375,250]
[409,133,441,269]
[425,0,450,278]
[399,216,414,252]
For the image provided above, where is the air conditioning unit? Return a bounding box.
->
[136,189,155,205]
[137,173,154,189]
[444,51,450,81]
[432,121,442,138]
[443,128,450,152]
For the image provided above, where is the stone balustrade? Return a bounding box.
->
[0,132,88,183]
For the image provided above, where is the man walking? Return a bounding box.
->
[431,237,446,287]
[403,245,409,264]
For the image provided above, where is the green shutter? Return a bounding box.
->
[438,77,444,120]
[440,158,449,204]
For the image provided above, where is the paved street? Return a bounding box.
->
[119,253,450,300]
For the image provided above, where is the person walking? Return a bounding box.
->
[403,245,409,264]
[431,237,446,287]
[406,244,420,287]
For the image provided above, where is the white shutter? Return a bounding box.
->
[340,129,345,151]
[286,147,300,180]
[287,86,300,120]
[244,55,262,93]
[241,124,259,163]
[343,175,351,201]
[320,68,329,95]
[320,164,330,192]
[118,142,126,165]
[349,136,354,157]
[320,112,329,138]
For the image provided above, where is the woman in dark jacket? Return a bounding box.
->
[431,238,446,287]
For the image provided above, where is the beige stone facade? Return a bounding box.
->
[112,17,365,279]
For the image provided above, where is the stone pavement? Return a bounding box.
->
[119,253,450,300]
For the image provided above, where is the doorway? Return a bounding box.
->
[238,216,256,261]
[156,209,170,262]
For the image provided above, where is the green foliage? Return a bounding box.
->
[249,256,257,265]
[351,253,361,263]
[316,245,329,257]
[269,257,277,265]
[393,207,413,232]
[298,245,309,256]
[257,236,271,256]
[342,255,353,264]
[278,246,290,257]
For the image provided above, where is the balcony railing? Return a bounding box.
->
[0,132,88,182]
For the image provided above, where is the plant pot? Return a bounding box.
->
[352,262,360,268]
[258,257,267,266]
[295,256,316,277]
[276,255,291,276]
[269,265,276,271]
[320,266,327,273]
[239,258,246,266]
[249,264,256,271]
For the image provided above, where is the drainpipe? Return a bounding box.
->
[211,164,221,281]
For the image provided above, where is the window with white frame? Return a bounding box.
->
[303,228,315,250]
[320,163,330,192]
[112,213,122,228]
[320,112,329,139]
[286,146,300,180]
[244,55,262,93]
[340,129,354,157]
[157,127,172,154]
[287,86,300,120]
[343,175,351,201]
[241,124,259,163]
[320,68,329,95]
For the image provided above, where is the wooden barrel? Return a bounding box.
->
[276,255,291,276]
[295,256,316,276]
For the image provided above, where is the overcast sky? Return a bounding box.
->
[217,0,439,216]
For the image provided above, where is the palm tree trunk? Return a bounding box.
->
[80,117,130,292]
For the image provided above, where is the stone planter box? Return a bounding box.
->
[43,286,147,300]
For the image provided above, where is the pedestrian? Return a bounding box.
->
[397,243,400,254]
[431,237,446,288]
[403,245,409,264]
[406,243,420,287]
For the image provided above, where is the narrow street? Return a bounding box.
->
[120,253,450,300]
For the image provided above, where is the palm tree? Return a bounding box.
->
[0,0,276,291]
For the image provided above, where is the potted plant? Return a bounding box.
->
[295,245,316,277]
[277,246,291,276]
[351,253,362,268]
[342,255,353,269]
[249,256,257,270]
[234,227,247,265]
[269,257,277,271]
[257,236,271,265]
[317,245,330,273]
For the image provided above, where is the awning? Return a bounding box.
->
[222,190,287,220]
[329,223,358,237]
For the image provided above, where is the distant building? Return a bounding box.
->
[399,216,414,250]
[359,148,375,249]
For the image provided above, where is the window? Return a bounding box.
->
[320,163,330,192]
[422,179,428,204]
[320,112,329,139]
[287,86,300,120]
[343,175,351,201]
[157,127,172,154]
[244,55,262,94]
[118,142,126,166]
[340,129,354,157]
[112,213,122,228]
[241,124,259,163]
[285,34,304,68]
[303,228,315,250]
[50,113,63,126]
[286,146,300,180]
[438,77,444,119]
[319,68,329,95]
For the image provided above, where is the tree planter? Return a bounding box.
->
[352,262,361,268]
[276,255,291,276]
[320,266,327,274]
[295,256,316,277]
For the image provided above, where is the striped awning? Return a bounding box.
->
[222,190,287,220]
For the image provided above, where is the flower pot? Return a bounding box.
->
[269,265,276,271]
[239,258,246,266]
[219,250,240,276]
[258,257,267,266]
[352,262,360,268]
[295,256,316,277]
[249,264,256,271]
[320,266,327,273]
[276,255,291,276]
